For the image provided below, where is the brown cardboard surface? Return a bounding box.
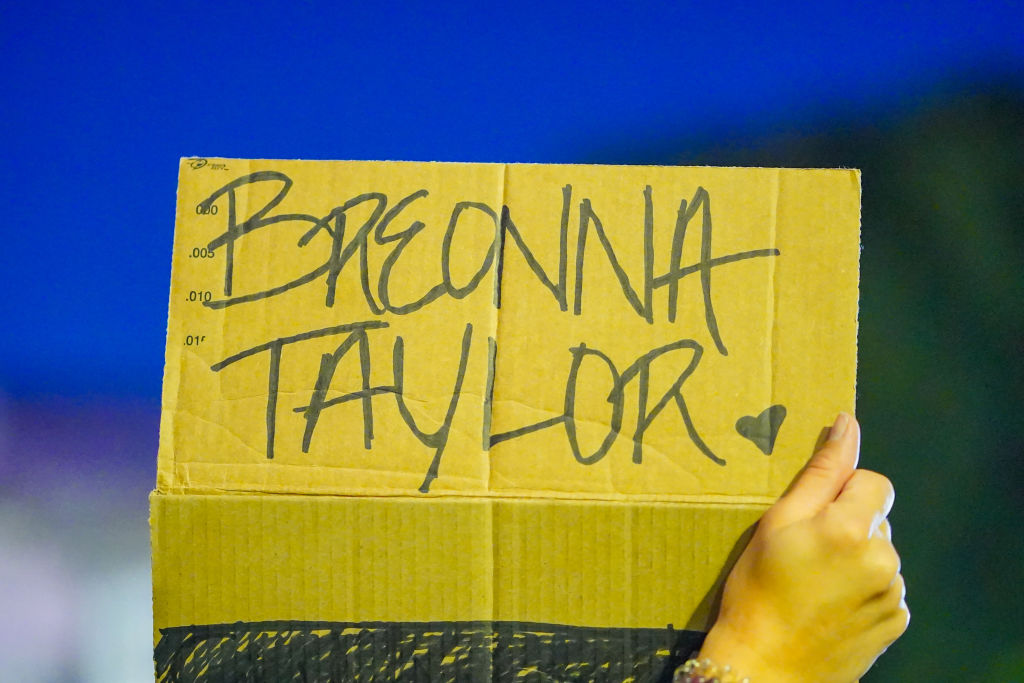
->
[152,494,765,631]
[152,159,859,681]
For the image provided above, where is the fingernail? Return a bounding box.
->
[828,412,850,442]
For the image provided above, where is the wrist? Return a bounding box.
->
[698,623,787,683]
[674,655,750,683]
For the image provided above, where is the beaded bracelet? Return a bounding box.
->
[673,656,751,683]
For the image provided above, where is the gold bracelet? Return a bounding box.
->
[673,656,751,683]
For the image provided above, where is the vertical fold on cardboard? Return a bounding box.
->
[484,163,512,678]
[486,163,510,491]
[769,169,782,487]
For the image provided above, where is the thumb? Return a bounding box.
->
[770,413,860,526]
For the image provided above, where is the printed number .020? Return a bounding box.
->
[185,335,206,346]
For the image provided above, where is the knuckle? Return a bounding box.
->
[889,603,911,640]
[865,543,901,587]
[879,476,896,505]
[810,439,844,465]
[876,607,910,646]
[857,469,896,499]
[822,511,865,547]
[882,573,907,609]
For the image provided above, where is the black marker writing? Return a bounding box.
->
[490,337,722,467]
[197,175,777,354]
[195,173,785,492]
[394,324,473,493]
[210,321,390,460]
[211,322,473,493]
[295,328,383,452]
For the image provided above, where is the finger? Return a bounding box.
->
[892,572,907,607]
[871,591,911,647]
[870,570,906,611]
[870,542,903,595]
[771,413,860,526]
[833,469,895,537]
[864,571,906,615]
[872,518,891,540]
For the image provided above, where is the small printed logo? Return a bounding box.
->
[189,158,208,169]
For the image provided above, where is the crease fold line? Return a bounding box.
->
[487,163,511,676]
[485,163,510,493]
[769,169,781,493]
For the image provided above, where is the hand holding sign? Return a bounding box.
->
[698,414,909,683]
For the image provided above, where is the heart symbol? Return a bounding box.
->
[736,405,787,455]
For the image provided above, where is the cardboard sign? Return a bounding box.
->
[152,159,859,681]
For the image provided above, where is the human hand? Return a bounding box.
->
[697,413,909,683]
